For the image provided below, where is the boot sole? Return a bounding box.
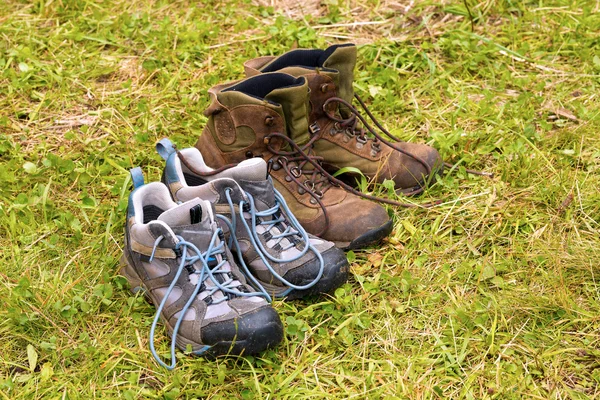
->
[334,219,393,250]
[119,253,281,357]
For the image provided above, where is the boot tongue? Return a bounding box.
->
[263,80,311,146]
[320,44,357,109]
[158,198,212,229]
[257,44,357,118]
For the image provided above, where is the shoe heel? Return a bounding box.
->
[119,254,145,294]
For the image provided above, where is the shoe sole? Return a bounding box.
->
[119,253,281,357]
[334,219,393,250]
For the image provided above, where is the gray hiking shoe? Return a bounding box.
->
[157,139,349,300]
[120,168,282,369]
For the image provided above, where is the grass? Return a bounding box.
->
[1,0,600,398]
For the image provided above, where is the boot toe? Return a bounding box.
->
[345,218,393,250]
[282,246,349,299]
[200,306,283,356]
[391,143,442,190]
[324,198,392,249]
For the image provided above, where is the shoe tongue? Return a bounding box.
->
[263,79,311,146]
[220,158,267,182]
[237,179,276,211]
[320,44,357,110]
[158,198,212,228]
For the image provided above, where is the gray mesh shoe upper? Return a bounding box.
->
[122,172,282,368]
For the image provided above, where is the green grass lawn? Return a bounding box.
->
[1,0,600,398]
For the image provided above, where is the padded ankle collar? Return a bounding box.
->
[260,44,354,72]
[224,73,304,99]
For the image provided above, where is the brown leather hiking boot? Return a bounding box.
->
[195,73,392,249]
[243,44,443,195]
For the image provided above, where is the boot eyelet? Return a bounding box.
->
[277,156,288,166]
[320,84,328,93]
[313,190,323,199]
[272,162,281,171]
[334,122,342,132]
[345,128,355,138]
[245,151,253,158]
[356,136,367,144]
[298,186,306,195]
[285,176,292,182]
[304,180,315,191]
[264,116,274,126]
[309,122,320,135]
[290,166,301,178]
[329,127,337,136]
[310,198,317,205]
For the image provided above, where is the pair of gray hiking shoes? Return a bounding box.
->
[121,139,349,368]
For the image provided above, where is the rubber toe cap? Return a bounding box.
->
[282,246,349,299]
[201,306,283,356]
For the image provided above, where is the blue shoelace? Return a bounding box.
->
[147,227,268,370]
[221,186,324,297]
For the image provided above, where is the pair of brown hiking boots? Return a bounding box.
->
[194,44,442,249]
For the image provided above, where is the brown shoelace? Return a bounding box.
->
[178,114,472,237]
[265,132,442,210]
[323,94,493,179]
[264,133,333,236]
[179,133,439,237]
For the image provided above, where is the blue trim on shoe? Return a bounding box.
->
[127,167,145,219]
[156,138,176,161]
[164,152,182,186]
[130,167,145,189]
[192,345,213,355]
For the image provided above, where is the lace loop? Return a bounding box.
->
[264,132,334,235]
[356,135,368,144]
[323,95,433,177]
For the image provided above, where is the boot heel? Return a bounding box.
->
[119,254,144,294]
